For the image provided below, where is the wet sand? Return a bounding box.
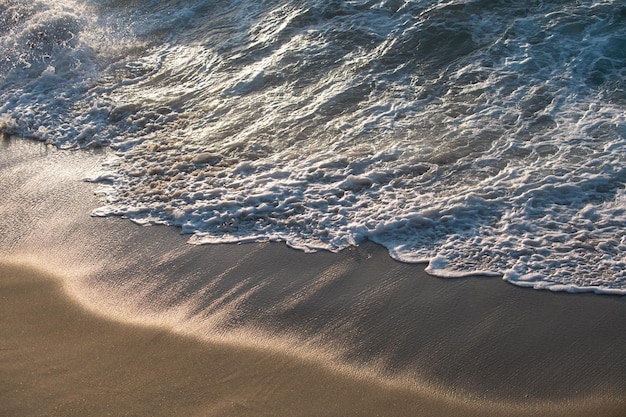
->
[1,136,625,416]
[0,261,469,417]
[2,261,624,417]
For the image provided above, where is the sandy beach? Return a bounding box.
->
[0,261,465,417]
[1,136,625,416]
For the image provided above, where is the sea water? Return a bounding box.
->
[1,0,624,294]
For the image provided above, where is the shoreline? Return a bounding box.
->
[1,136,625,416]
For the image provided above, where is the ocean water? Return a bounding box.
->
[1,0,624,294]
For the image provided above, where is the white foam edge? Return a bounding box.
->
[503,273,626,295]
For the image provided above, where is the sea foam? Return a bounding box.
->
[1,0,625,294]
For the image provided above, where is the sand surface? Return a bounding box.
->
[0,261,470,417]
[1,135,625,416]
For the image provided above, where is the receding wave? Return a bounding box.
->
[1,0,625,293]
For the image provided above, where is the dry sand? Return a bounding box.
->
[1,135,625,416]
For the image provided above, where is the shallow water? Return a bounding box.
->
[1,0,625,293]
